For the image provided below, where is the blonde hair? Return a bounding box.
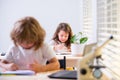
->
[11,16,46,50]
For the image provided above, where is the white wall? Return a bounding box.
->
[0,0,82,52]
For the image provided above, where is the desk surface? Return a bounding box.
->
[0,55,111,80]
[56,55,82,68]
[56,54,82,59]
[0,70,111,80]
[0,70,70,80]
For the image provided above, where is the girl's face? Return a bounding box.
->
[18,42,35,49]
[58,30,69,43]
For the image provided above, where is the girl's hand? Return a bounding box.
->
[55,43,66,51]
[5,63,19,71]
[55,43,69,52]
[55,44,63,50]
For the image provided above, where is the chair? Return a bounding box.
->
[0,52,6,56]
[83,43,97,56]
[46,56,66,70]
[59,56,66,69]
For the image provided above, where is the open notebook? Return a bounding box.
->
[48,43,97,79]
[0,70,35,75]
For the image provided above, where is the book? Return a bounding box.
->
[0,70,35,75]
[57,52,71,55]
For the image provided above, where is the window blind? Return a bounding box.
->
[97,0,120,79]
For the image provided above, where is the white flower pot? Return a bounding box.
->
[71,44,84,56]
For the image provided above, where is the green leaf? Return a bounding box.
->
[70,35,76,43]
[70,32,88,44]
[80,37,88,44]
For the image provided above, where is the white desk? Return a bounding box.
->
[56,55,82,68]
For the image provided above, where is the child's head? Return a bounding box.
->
[11,16,46,50]
[53,23,73,46]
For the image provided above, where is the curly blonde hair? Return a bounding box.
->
[11,16,46,50]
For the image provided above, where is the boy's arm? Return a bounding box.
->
[0,59,9,70]
[45,57,60,71]
[0,59,9,63]
[0,59,9,68]
[28,57,60,73]
[0,59,19,71]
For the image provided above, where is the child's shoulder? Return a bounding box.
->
[41,42,50,48]
[49,40,60,45]
[8,44,18,50]
[6,44,20,53]
[49,40,56,44]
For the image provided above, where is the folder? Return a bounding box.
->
[48,70,77,79]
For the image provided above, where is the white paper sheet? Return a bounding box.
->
[0,70,35,75]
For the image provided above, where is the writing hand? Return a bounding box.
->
[28,60,44,73]
[5,63,19,71]
[55,44,66,50]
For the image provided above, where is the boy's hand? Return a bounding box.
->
[5,63,19,71]
[28,60,44,73]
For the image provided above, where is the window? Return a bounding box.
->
[97,0,120,79]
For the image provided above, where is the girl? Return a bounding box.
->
[49,23,73,53]
[0,16,60,73]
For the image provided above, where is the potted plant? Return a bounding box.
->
[70,32,88,56]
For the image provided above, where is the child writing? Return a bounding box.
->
[49,23,73,53]
[0,16,60,73]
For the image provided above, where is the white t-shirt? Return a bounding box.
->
[49,40,69,53]
[4,43,56,70]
